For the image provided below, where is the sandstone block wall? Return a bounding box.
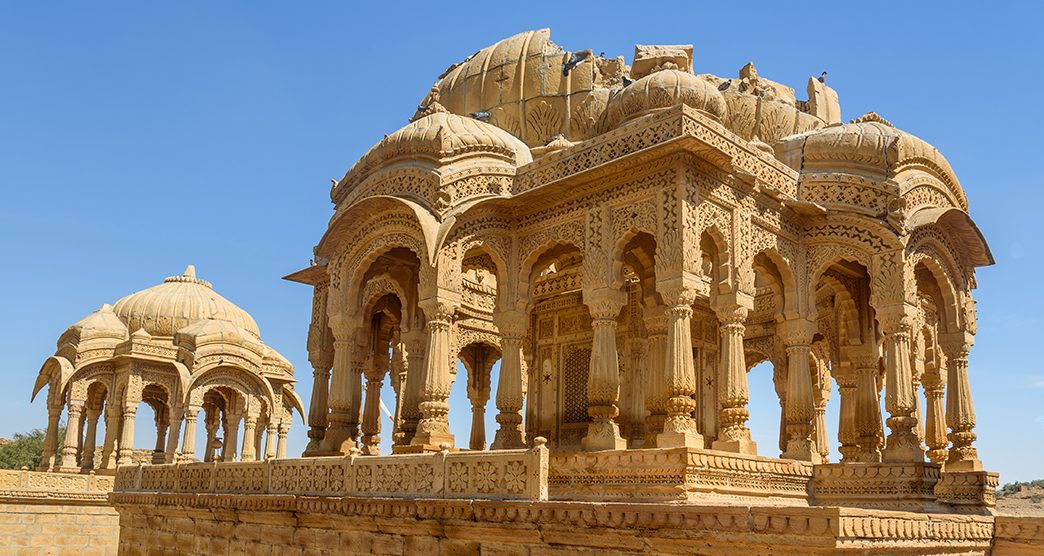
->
[0,501,118,555]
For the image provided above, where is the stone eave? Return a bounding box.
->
[283,264,328,286]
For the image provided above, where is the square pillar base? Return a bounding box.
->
[656,430,704,449]
[935,470,999,515]
[711,438,757,455]
[812,462,946,512]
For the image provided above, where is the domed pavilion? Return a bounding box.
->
[31,265,303,473]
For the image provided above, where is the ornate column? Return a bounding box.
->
[181,408,199,461]
[657,287,703,449]
[38,404,62,471]
[58,400,84,472]
[265,423,278,460]
[812,356,832,462]
[626,335,647,446]
[780,319,820,462]
[361,349,389,455]
[117,403,138,466]
[276,423,289,459]
[922,357,949,465]
[203,409,219,462]
[491,310,526,450]
[152,409,169,465]
[394,330,425,449]
[912,339,927,443]
[324,315,363,453]
[100,404,120,470]
[852,352,883,462]
[581,288,627,451]
[79,407,102,470]
[711,296,757,454]
[223,413,241,462]
[834,369,859,462]
[410,298,457,451]
[880,308,924,463]
[305,359,332,454]
[164,408,183,464]
[642,305,668,447]
[940,332,982,471]
[240,415,258,462]
[390,334,407,442]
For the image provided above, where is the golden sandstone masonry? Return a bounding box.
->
[20,29,1044,554]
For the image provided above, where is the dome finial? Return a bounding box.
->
[184,265,196,279]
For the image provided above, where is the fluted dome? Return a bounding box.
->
[344,111,532,183]
[603,69,727,130]
[112,265,260,339]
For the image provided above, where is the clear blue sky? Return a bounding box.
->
[1,2,1041,481]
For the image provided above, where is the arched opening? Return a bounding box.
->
[134,383,170,465]
[79,382,109,470]
[614,230,658,448]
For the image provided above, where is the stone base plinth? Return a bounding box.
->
[935,470,1000,514]
[549,447,813,503]
[812,461,946,512]
[110,491,1008,555]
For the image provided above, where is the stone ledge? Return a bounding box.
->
[111,491,1004,554]
[812,461,947,513]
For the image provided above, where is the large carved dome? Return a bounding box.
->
[112,265,260,338]
[603,69,727,130]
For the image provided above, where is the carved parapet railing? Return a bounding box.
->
[934,470,1000,514]
[115,443,549,501]
[0,468,114,504]
[548,447,814,503]
[993,516,1044,555]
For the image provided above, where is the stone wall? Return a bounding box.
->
[0,469,118,555]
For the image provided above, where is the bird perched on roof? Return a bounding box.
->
[470,111,491,122]
[562,49,593,76]
[818,71,828,83]
[718,79,732,91]
[621,74,634,87]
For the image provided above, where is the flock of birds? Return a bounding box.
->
[459,53,828,123]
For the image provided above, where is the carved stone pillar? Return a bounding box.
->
[643,305,668,447]
[58,400,85,472]
[38,405,62,471]
[324,315,363,453]
[79,407,102,470]
[152,409,168,465]
[203,409,220,462]
[492,310,526,450]
[260,423,275,460]
[361,349,388,455]
[100,404,120,470]
[223,413,241,462]
[162,408,182,464]
[181,408,199,461]
[394,330,425,449]
[305,361,332,454]
[240,415,258,462]
[835,369,859,462]
[922,360,949,465]
[940,333,982,471]
[581,289,627,451]
[626,335,647,446]
[853,352,883,463]
[117,404,138,466]
[276,423,289,459]
[880,309,924,463]
[390,334,407,443]
[657,288,703,449]
[711,299,756,455]
[410,299,457,451]
[780,320,820,462]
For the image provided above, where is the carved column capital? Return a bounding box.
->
[583,288,627,321]
[492,310,528,339]
[778,319,817,348]
[418,298,458,324]
[876,303,918,336]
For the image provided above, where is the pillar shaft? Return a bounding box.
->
[361,353,388,455]
[59,401,85,471]
[117,405,137,466]
[394,332,425,449]
[836,372,859,462]
[240,416,257,462]
[265,424,278,460]
[854,359,883,462]
[411,300,456,451]
[305,365,331,453]
[581,290,626,451]
[276,425,288,459]
[80,408,102,470]
[923,368,949,465]
[657,292,703,449]
[181,410,199,461]
[881,313,923,463]
[38,406,62,471]
[643,307,668,447]
[712,303,756,455]
[942,335,982,471]
[100,405,119,470]
[492,311,526,450]
[324,318,364,453]
[781,332,820,462]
